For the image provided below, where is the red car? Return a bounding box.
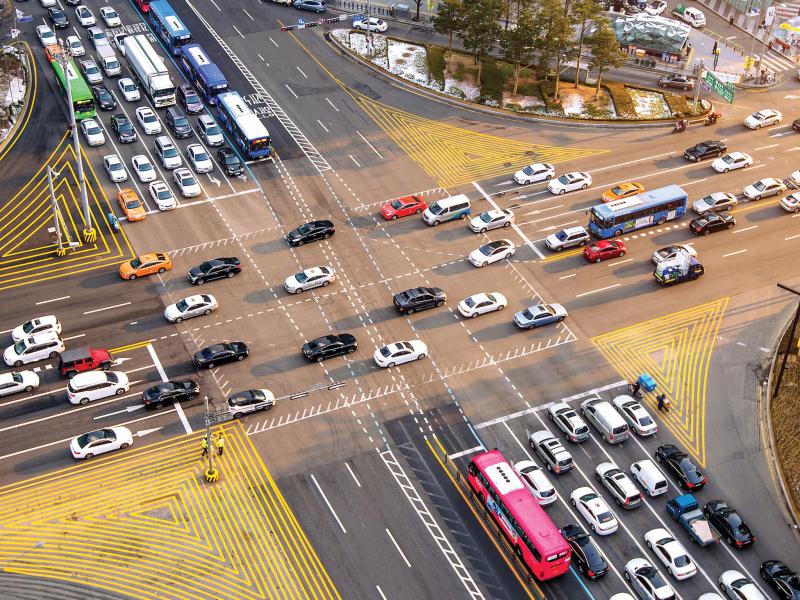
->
[381,195,427,220]
[583,240,627,263]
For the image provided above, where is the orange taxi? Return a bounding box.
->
[602,182,645,203]
[119,253,172,280]
[44,45,62,63]
[117,188,146,222]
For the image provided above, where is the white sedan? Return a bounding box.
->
[643,528,697,580]
[284,266,335,293]
[135,107,161,135]
[75,5,95,26]
[118,78,140,102]
[570,487,618,535]
[131,155,157,183]
[457,292,508,318]
[743,177,787,200]
[79,118,105,146]
[173,168,201,198]
[651,244,697,264]
[12,315,61,342]
[373,340,427,368]
[780,192,800,212]
[744,109,782,129]
[625,558,676,600]
[187,144,214,173]
[613,395,657,436]
[514,460,557,506]
[468,239,515,267]
[718,570,767,600]
[164,294,218,323]
[692,192,737,214]
[548,171,591,195]
[36,25,56,46]
[645,0,667,15]
[99,5,122,27]
[103,154,128,183]
[149,181,177,211]
[0,370,40,397]
[513,162,555,185]
[354,16,388,32]
[70,427,133,460]
[468,209,514,233]
[711,152,753,173]
[66,35,85,56]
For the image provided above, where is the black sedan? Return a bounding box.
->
[302,334,357,362]
[689,213,735,235]
[142,380,200,408]
[92,85,116,110]
[761,560,800,599]
[110,113,137,143]
[560,524,608,580]
[703,500,755,548]
[48,7,70,28]
[187,257,241,285]
[217,148,243,176]
[684,140,727,161]
[193,342,249,369]
[655,444,706,490]
[286,220,335,246]
[393,286,446,315]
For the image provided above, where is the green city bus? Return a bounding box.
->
[49,50,96,120]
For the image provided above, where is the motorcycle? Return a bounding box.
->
[704,111,721,126]
[672,119,688,133]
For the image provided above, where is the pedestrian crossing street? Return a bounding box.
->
[759,47,798,73]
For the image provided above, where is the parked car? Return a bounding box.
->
[293,0,326,11]
[353,16,387,31]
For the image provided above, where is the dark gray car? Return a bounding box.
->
[294,0,326,11]
[658,74,694,90]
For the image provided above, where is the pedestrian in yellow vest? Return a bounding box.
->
[215,433,225,456]
[201,437,209,457]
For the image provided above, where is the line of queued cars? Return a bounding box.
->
[507,394,800,600]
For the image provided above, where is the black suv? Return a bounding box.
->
[165,106,193,138]
[760,560,800,599]
[187,257,241,284]
[193,342,249,369]
[217,147,243,176]
[703,500,755,548]
[142,380,200,408]
[286,220,335,246]
[48,7,69,28]
[393,287,446,315]
[655,444,706,490]
[110,114,137,143]
[560,524,609,580]
[92,85,116,110]
[302,334,357,362]
[684,140,727,161]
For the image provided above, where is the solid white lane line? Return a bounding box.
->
[147,343,192,434]
[575,283,621,298]
[473,181,545,259]
[722,249,748,257]
[83,301,131,315]
[785,233,800,240]
[325,97,339,112]
[357,130,384,159]
[311,473,347,533]
[345,462,361,487]
[36,295,70,305]
[269,36,279,47]
[296,65,308,78]
[349,154,361,167]
[63,334,86,341]
[608,258,633,266]
[242,7,254,20]
[754,143,779,151]
[733,225,758,234]
[285,84,298,99]
[588,151,675,174]
[376,586,388,600]
[386,529,411,567]
[559,273,577,279]
[317,119,329,133]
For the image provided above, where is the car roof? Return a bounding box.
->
[71,370,113,386]
[182,295,206,304]
[563,225,587,235]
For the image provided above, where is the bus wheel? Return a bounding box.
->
[657,217,666,225]
[613,229,622,237]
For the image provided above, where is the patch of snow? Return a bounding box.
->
[2,78,25,108]
[387,40,428,85]
[445,77,480,100]
[628,88,671,119]
[560,91,584,116]
[502,93,545,108]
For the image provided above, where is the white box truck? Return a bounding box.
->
[123,34,175,106]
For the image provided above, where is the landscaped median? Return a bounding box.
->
[330,29,711,123]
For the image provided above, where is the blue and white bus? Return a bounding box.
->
[215,91,271,161]
[180,44,229,104]
[588,184,687,239]
[148,0,192,55]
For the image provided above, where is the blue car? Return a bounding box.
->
[513,304,568,329]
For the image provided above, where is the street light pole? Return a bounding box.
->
[774,283,800,399]
[47,167,64,256]
[746,0,767,78]
[0,541,45,571]
[757,6,776,79]
[57,39,94,243]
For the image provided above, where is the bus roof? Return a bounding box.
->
[182,44,227,85]
[472,450,568,555]
[149,0,190,36]
[593,184,687,216]
[218,92,269,139]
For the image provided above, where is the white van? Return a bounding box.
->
[580,398,630,444]
[4,333,64,367]
[67,371,130,405]
[630,459,669,497]
[422,194,471,226]
[681,7,706,27]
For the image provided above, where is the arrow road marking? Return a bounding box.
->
[136,427,163,437]
[207,174,221,187]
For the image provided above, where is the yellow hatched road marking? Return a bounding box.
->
[0,424,340,600]
[591,298,729,466]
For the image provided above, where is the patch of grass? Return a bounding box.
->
[454,62,467,82]
[480,58,504,104]
[663,91,701,116]
[426,45,445,88]
[538,80,563,113]
[604,81,637,119]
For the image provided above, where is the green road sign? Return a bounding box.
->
[703,70,735,103]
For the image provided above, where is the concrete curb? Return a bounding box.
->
[326,31,711,130]
[0,43,33,156]
[764,310,800,536]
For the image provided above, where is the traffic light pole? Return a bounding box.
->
[47,167,64,256]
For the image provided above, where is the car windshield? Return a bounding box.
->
[428,202,443,215]
[479,213,494,223]
[130,258,142,268]
[206,124,221,135]
[138,162,152,171]
[295,272,308,283]
[225,155,239,165]
[522,165,536,175]
[97,89,110,100]
[463,297,476,308]
[176,300,189,312]
[109,162,122,171]
[555,231,568,241]
[143,113,156,123]
[557,175,571,184]
[389,200,402,210]
[479,245,493,256]
[175,117,189,127]
[22,321,34,334]
[157,190,171,200]
[186,92,200,103]
[86,125,100,135]
[722,155,734,163]
[12,340,26,355]
[752,112,765,120]
[611,186,624,194]
[753,181,766,191]
[125,199,140,209]
[379,346,391,357]
[195,151,209,161]
[164,148,178,158]
[731,578,752,589]
[180,175,195,185]
[123,83,135,92]
[521,309,534,320]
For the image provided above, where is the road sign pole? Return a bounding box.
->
[47,167,64,256]
[692,60,703,113]
[746,0,766,78]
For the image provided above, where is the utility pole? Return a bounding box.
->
[746,0,767,78]
[692,60,703,112]
[203,395,217,482]
[56,38,95,243]
[757,4,776,80]
[47,167,64,256]
[774,283,800,399]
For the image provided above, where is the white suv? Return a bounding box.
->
[528,430,574,474]
[154,136,182,169]
[67,371,130,405]
[545,226,590,252]
[4,333,64,367]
